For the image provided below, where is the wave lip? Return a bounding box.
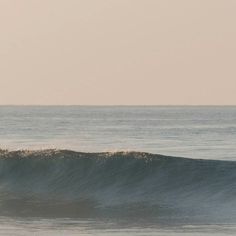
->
[0,149,236,221]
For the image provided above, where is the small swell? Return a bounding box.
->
[0,149,236,221]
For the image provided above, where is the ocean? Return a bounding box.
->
[0,106,235,235]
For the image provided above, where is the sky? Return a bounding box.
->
[0,0,236,105]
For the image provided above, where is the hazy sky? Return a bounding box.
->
[0,0,236,105]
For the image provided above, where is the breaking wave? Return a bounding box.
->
[0,149,236,222]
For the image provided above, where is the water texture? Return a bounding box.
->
[0,106,235,235]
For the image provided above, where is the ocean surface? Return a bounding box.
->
[0,106,236,235]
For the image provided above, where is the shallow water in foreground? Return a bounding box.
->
[1,217,236,236]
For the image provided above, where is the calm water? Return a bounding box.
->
[0,106,236,160]
[0,106,236,235]
[1,217,236,236]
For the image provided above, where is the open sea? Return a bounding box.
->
[0,106,236,235]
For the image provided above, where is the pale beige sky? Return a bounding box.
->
[0,0,236,105]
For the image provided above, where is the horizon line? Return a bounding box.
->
[0,104,236,107]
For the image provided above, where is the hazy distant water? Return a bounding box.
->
[0,106,236,236]
[0,106,236,160]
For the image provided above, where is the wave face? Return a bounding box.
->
[0,149,236,221]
